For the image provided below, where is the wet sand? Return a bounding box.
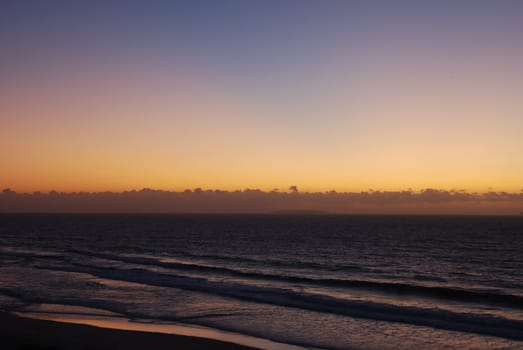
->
[0,312,257,350]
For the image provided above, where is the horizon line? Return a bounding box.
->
[3,187,523,196]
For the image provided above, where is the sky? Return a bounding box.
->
[1,0,523,193]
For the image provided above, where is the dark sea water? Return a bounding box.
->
[1,214,523,349]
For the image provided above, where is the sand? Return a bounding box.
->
[0,312,257,350]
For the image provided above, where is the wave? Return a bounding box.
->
[0,287,338,350]
[4,247,523,310]
[69,248,374,273]
[65,250,523,309]
[0,287,131,316]
[0,248,64,260]
[31,263,523,341]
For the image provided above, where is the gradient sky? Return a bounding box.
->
[1,0,523,193]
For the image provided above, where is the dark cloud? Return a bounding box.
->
[1,188,522,214]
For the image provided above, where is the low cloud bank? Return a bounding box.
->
[1,188,523,214]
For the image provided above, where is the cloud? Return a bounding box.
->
[1,188,523,214]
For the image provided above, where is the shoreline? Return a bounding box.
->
[1,311,260,350]
[13,309,307,350]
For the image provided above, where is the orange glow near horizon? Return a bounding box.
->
[1,2,522,195]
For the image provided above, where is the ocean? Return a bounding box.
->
[1,214,522,349]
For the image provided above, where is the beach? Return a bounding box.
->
[1,214,523,349]
[0,312,256,350]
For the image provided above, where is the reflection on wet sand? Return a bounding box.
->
[16,311,306,350]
